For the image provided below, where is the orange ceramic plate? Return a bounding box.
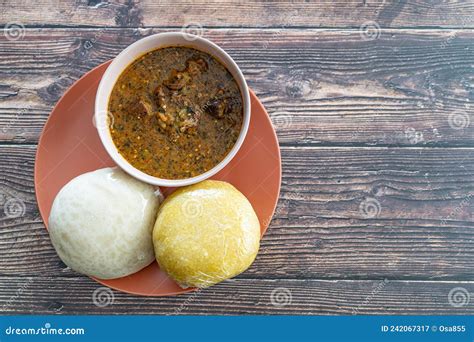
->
[35,61,281,296]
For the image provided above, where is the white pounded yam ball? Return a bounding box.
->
[48,167,161,279]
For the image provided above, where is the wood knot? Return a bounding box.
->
[37,77,73,104]
[371,185,385,197]
[115,0,143,27]
[285,79,312,98]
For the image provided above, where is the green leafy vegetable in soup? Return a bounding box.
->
[108,47,243,179]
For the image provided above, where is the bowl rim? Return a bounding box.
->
[95,32,251,187]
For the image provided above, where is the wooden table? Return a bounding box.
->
[0,1,473,315]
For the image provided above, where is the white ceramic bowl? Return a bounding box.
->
[95,32,250,187]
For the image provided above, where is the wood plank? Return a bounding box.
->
[1,0,473,28]
[0,276,472,314]
[0,29,473,146]
[1,145,472,279]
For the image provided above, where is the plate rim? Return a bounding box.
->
[34,60,282,296]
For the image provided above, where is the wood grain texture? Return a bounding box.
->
[1,276,472,315]
[1,0,473,28]
[0,145,472,280]
[0,29,473,146]
[1,2,473,315]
